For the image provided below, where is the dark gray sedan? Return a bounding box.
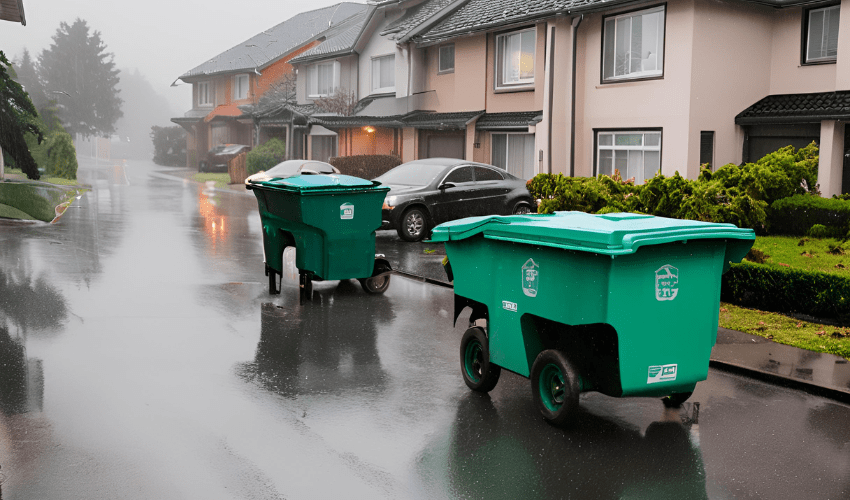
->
[376,158,534,242]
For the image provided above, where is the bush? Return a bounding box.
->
[44,131,78,180]
[768,194,850,236]
[246,138,286,176]
[329,154,402,180]
[150,125,186,167]
[722,262,850,325]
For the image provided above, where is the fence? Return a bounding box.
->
[228,152,248,184]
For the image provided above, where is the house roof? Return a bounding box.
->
[380,0,459,40]
[736,91,850,124]
[203,104,245,123]
[0,0,26,25]
[288,7,376,64]
[178,2,367,80]
[475,111,543,130]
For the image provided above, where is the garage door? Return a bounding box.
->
[746,124,819,163]
[420,132,465,159]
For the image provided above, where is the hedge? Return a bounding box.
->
[329,154,401,180]
[246,138,286,176]
[768,194,850,236]
[721,262,850,325]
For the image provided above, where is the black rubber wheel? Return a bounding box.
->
[512,201,533,215]
[397,207,428,242]
[530,349,580,425]
[459,327,501,392]
[359,261,392,294]
[661,391,693,408]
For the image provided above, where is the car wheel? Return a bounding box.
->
[460,327,501,392]
[512,201,533,215]
[398,207,428,242]
[530,349,580,425]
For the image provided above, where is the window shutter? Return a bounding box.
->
[700,131,714,169]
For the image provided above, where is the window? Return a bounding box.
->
[596,131,661,183]
[197,81,212,106]
[805,5,840,63]
[700,131,714,169]
[372,54,395,93]
[439,44,455,73]
[492,133,535,179]
[443,166,474,184]
[474,166,504,181]
[496,29,535,89]
[602,6,665,82]
[233,74,249,100]
[308,61,340,98]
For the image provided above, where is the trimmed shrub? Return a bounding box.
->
[246,138,286,176]
[45,131,78,180]
[150,125,186,167]
[329,154,402,180]
[768,194,850,236]
[722,262,850,325]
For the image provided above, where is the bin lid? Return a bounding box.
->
[430,211,755,262]
[247,174,388,193]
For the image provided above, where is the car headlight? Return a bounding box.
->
[383,195,397,209]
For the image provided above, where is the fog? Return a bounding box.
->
[0,0,365,155]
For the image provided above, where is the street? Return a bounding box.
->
[0,159,848,499]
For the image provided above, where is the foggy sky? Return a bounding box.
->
[0,0,367,116]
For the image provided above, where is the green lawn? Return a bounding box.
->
[748,235,850,275]
[193,173,232,189]
[3,167,81,186]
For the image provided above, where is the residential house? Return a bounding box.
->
[171,2,367,169]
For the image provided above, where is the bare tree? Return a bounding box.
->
[313,88,358,116]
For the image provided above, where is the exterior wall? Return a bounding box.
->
[688,0,774,177]
[358,9,405,98]
[336,127,401,156]
[542,17,573,175]
[769,7,837,95]
[484,23,547,114]
[574,0,697,178]
[836,0,850,89]
[424,34,487,112]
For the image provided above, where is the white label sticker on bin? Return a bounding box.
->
[655,264,679,301]
[647,364,678,384]
[502,300,517,312]
[522,258,539,297]
[340,202,354,220]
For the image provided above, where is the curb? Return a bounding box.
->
[709,359,850,404]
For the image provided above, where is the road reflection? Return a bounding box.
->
[417,393,707,499]
[237,281,395,398]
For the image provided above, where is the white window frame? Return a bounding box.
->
[371,54,396,94]
[805,5,840,63]
[197,81,212,107]
[233,74,249,100]
[602,5,665,82]
[595,130,662,184]
[438,44,455,74]
[308,61,340,98]
[495,28,536,89]
[491,132,536,179]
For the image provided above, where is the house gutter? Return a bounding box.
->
[570,15,582,178]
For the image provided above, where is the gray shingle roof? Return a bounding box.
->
[380,0,459,39]
[308,110,485,129]
[475,111,543,130]
[178,2,367,80]
[289,7,375,64]
[736,91,850,124]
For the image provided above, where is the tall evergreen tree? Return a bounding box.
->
[0,51,43,180]
[38,18,123,137]
[13,49,46,112]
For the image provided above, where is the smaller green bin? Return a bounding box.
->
[247,174,390,293]
[430,211,755,424]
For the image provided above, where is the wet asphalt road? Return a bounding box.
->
[0,159,848,499]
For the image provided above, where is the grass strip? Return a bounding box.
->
[719,302,850,360]
[0,202,36,220]
[193,173,231,189]
[749,235,850,276]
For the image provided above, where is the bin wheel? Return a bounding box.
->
[268,268,280,295]
[460,327,501,392]
[359,261,392,294]
[398,207,428,242]
[661,391,693,408]
[530,350,580,425]
[299,272,313,305]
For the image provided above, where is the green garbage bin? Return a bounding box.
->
[430,211,755,424]
[247,174,392,300]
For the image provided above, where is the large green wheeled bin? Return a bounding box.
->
[246,174,391,302]
[430,211,755,425]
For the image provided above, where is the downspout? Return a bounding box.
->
[547,25,556,174]
[570,14,583,178]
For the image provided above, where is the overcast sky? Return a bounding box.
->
[0,0,367,115]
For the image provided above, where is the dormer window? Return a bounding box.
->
[197,81,212,107]
[233,74,249,100]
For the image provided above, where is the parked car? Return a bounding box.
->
[200,144,250,173]
[244,159,340,183]
[375,158,535,242]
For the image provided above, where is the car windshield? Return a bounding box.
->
[376,162,448,186]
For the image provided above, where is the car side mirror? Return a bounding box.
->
[439,182,456,190]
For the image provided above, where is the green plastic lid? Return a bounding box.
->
[430,211,755,258]
[249,174,387,192]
